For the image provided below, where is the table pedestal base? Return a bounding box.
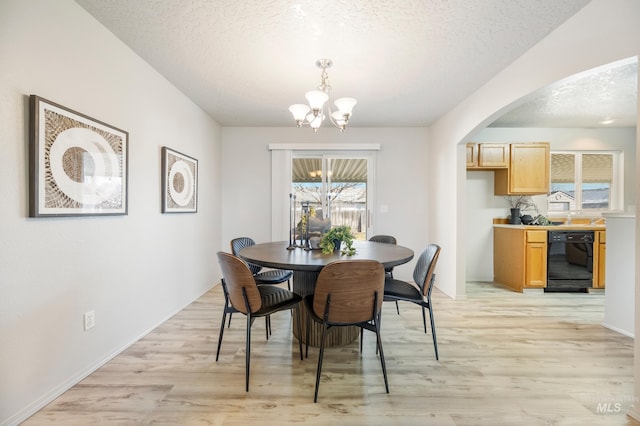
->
[292,270,359,347]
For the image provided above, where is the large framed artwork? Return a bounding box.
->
[29,95,129,217]
[161,146,198,213]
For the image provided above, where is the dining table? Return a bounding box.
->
[238,240,414,347]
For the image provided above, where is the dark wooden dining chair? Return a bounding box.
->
[229,237,293,335]
[368,234,400,314]
[304,259,388,402]
[215,251,303,392]
[231,237,292,290]
[383,244,441,360]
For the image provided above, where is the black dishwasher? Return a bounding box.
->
[546,231,594,292]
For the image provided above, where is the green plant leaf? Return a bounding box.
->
[319,226,356,255]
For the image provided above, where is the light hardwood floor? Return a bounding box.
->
[23,282,638,425]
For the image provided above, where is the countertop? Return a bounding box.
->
[602,212,636,219]
[493,224,606,230]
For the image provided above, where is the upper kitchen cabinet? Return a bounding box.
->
[494,142,550,195]
[466,143,508,169]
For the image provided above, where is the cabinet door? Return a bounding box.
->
[478,144,508,168]
[495,143,550,195]
[509,143,550,193]
[592,230,606,288]
[525,242,547,288]
[597,243,606,288]
[466,144,478,168]
[593,230,606,288]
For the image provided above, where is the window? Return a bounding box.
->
[547,151,622,213]
[291,155,369,240]
[269,144,379,242]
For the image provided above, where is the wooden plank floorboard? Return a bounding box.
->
[22,281,638,425]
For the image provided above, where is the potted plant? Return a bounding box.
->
[319,225,356,255]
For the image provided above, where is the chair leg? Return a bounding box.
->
[421,306,428,333]
[215,307,227,361]
[245,313,252,392]
[360,327,364,352]
[428,306,439,360]
[305,312,310,359]
[388,272,399,315]
[295,305,303,360]
[374,314,390,394]
[314,323,328,403]
[375,314,383,355]
[221,279,234,329]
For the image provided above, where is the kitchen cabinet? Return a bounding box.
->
[466,144,478,168]
[493,227,546,292]
[524,230,547,288]
[593,230,606,288]
[494,224,606,292]
[494,142,550,195]
[466,143,508,169]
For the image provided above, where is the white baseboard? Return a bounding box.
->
[602,322,635,338]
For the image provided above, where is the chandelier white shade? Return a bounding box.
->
[289,59,356,132]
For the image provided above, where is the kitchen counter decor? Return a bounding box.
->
[504,195,538,225]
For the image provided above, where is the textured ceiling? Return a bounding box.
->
[73,0,636,128]
[491,57,638,128]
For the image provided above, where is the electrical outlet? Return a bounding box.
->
[83,310,95,331]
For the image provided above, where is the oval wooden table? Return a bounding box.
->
[238,240,414,347]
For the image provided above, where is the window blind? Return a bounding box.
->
[550,153,575,183]
[582,154,613,183]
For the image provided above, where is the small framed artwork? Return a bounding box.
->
[161,147,198,213]
[29,95,129,217]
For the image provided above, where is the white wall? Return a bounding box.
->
[465,127,637,281]
[221,127,429,281]
[603,214,636,337]
[465,170,504,281]
[0,1,222,424]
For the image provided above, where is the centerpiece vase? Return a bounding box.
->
[510,208,521,225]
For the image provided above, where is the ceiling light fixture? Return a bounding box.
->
[289,59,357,132]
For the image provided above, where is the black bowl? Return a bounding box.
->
[520,215,533,225]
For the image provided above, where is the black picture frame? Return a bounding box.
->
[29,95,129,217]
[161,146,198,213]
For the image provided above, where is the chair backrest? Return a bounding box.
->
[217,251,262,314]
[230,237,262,275]
[369,235,397,245]
[369,235,397,273]
[313,260,385,324]
[412,244,441,298]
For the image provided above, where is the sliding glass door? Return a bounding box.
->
[291,154,371,240]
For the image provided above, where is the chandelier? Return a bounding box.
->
[289,59,357,132]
